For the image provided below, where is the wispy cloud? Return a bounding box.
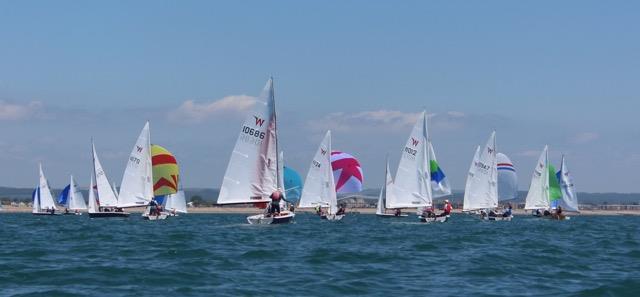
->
[308,109,468,132]
[569,132,599,144]
[0,101,44,121]
[170,95,256,123]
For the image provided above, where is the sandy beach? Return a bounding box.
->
[3,206,639,216]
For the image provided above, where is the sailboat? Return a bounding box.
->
[164,190,188,216]
[89,141,130,218]
[524,145,565,219]
[299,130,344,221]
[115,122,160,220]
[462,132,511,221]
[554,155,579,214]
[376,158,407,217]
[57,175,88,215]
[32,164,59,215]
[384,111,445,223]
[216,78,294,224]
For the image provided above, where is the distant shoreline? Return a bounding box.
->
[2,206,640,216]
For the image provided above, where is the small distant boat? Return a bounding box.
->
[553,155,579,215]
[32,164,59,215]
[88,141,129,218]
[462,132,513,221]
[524,146,572,220]
[375,158,407,217]
[163,190,187,216]
[299,131,344,221]
[217,78,295,224]
[57,175,88,215]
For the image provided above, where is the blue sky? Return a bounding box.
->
[1,1,639,192]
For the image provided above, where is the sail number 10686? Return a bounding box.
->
[242,126,265,139]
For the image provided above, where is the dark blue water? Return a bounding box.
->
[1,213,639,296]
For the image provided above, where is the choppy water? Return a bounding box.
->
[1,213,639,296]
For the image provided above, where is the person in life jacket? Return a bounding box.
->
[437,199,452,217]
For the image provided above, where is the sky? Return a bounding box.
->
[1,1,639,192]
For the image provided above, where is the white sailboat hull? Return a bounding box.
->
[143,212,169,221]
[376,213,409,218]
[482,215,513,221]
[419,215,449,223]
[320,214,344,221]
[247,211,295,225]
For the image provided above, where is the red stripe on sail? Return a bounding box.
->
[152,154,177,166]
[153,177,177,192]
[331,158,363,191]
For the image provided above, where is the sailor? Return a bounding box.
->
[554,206,564,220]
[394,208,402,217]
[437,199,452,217]
[336,204,346,215]
[502,203,513,217]
[149,199,159,215]
[422,206,436,218]
[269,189,285,215]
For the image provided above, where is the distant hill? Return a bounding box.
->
[1,187,638,205]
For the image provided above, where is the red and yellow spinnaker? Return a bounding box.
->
[151,144,179,196]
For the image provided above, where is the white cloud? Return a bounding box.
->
[570,132,599,144]
[0,101,43,121]
[170,95,256,122]
[309,110,469,132]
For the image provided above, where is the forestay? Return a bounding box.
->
[118,122,154,208]
[524,146,550,210]
[387,111,431,209]
[463,132,498,211]
[299,131,337,214]
[92,142,118,207]
[217,79,278,204]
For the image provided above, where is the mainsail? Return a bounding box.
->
[376,159,395,215]
[117,122,153,208]
[92,142,118,207]
[387,111,431,208]
[555,155,579,212]
[165,190,188,214]
[38,164,57,211]
[524,146,550,210]
[217,78,278,204]
[68,175,87,210]
[462,132,498,211]
[299,131,338,214]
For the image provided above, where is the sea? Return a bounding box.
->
[1,213,639,297]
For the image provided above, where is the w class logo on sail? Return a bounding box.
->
[411,137,419,147]
[254,116,265,127]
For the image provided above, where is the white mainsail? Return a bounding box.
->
[463,132,498,211]
[92,142,118,207]
[68,175,87,210]
[524,146,550,210]
[117,122,153,208]
[217,78,278,204]
[165,190,188,213]
[376,159,395,215]
[556,155,579,212]
[38,164,57,210]
[299,131,337,214]
[387,111,431,209]
[88,175,98,213]
[429,141,451,198]
[497,153,518,200]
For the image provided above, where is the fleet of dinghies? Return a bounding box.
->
[25,77,581,224]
